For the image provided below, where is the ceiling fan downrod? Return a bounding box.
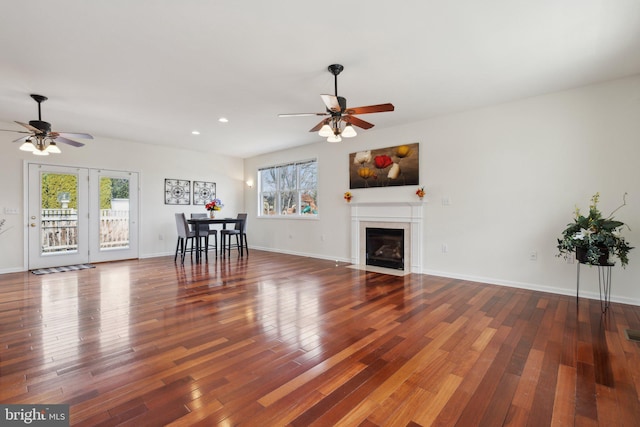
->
[30,94,48,121]
[29,94,51,134]
[328,64,343,96]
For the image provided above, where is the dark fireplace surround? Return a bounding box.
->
[365,227,405,270]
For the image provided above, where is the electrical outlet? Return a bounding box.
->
[4,208,19,215]
[529,251,537,261]
[158,234,164,241]
[441,197,451,206]
[442,244,448,253]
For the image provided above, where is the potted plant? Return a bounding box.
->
[557,193,633,267]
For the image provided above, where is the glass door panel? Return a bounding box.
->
[100,176,130,250]
[28,164,89,269]
[89,170,138,263]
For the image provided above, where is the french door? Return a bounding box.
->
[28,164,139,269]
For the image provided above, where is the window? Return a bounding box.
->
[259,159,318,216]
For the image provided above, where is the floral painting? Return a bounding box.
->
[349,143,419,189]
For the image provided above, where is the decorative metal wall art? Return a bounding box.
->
[164,179,191,205]
[349,143,419,189]
[192,181,216,205]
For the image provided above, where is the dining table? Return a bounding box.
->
[187,217,246,262]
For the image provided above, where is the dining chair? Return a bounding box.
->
[174,213,206,264]
[190,213,218,258]
[220,213,248,257]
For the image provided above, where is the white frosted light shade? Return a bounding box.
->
[33,149,49,156]
[47,143,62,154]
[19,141,36,151]
[342,124,357,138]
[318,124,333,137]
[327,133,342,143]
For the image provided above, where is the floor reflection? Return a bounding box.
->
[40,274,80,365]
[98,266,132,350]
[257,278,322,352]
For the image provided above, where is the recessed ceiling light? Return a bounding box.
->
[218,117,229,123]
[191,130,200,135]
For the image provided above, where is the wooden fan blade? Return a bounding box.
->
[54,136,85,147]
[279,113,328,118]
[345,103,394,115]
[344,115,374,130]
[12,135,29,143]
[309,119,329,132]
[320,94,341,112]
[56,131,93,139]
[15,121,42,133]
[0,128,29,134]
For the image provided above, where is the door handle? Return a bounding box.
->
[30,223,36,227]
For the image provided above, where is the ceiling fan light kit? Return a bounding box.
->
[327,133,342,143]
[1,94,93,155]
[318,123,333,137]
[46,141,62,154]
[279,64,394,143]
[342,123,357,138]
[19,141,36,152]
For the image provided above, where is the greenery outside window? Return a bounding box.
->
[259,159,318,216]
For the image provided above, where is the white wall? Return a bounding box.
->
[2,75,638,305]
[244,75,640,305]
[0,132,244,272]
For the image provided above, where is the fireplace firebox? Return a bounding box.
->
[365,228,404,270]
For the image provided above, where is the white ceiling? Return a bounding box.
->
[1,1,640,158]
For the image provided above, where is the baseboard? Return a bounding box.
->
[423,268,640,307]
[249,245,351,264]
[140,251,175,259]
[0,266,26,274]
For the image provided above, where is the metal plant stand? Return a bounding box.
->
[576,261,613,313]
[597,265,612,313]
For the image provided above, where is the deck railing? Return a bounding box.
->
[41,208,130,252]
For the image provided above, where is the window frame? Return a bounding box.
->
[258,159,318,218]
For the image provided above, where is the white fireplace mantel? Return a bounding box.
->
[350,201,424,273]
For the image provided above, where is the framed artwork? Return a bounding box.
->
[164,179,191,205]
[193,181,216,205]
[349,142,419,189]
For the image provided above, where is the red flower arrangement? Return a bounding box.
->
[205,198,224,211]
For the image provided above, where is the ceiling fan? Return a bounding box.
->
[279,64,394,142]
[0,94,93,155]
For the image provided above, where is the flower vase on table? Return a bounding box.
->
[205,198,224,220]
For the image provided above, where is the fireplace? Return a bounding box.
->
[366,228,404,270]
[350,201,424,274]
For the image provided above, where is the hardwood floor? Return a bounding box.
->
[1,251,639,426]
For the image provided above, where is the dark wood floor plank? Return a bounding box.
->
[1,251,639,426]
